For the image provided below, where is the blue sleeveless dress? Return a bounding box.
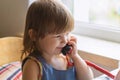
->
[22,50,76,80]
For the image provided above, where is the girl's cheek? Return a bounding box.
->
[67,35,71,41]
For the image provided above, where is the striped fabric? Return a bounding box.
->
[0,61,22,80]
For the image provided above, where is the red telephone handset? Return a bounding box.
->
[61,44,115,79]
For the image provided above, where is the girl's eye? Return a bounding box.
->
[54,33,70,38]
[56,35,61,38]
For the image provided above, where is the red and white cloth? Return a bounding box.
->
[0,61,22,80]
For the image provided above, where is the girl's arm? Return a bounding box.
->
[22,59,41,80]
[72,54,94,80]
[114,70,120,80]
[68,36,94,80]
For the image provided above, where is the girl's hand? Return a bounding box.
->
[67,36,78,59]
[114,70,120,80]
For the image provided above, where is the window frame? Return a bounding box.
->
[72,20,120,43]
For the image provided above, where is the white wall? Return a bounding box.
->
[0,0,28,37]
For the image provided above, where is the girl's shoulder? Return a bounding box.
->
[22,56,42,71]
[22,58,40,80]
[22,56,40,71]
[23,58,39,70]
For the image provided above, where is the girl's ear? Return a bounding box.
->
[28,29,37,41]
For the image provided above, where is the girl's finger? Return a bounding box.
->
[69,36,77,43]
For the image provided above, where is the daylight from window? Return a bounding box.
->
[65,0,120,28]
[90,0,120,28]
[61,0,120,42]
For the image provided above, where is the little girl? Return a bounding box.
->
[21,0,93,80]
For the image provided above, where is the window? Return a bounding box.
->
[29,0,36,5]
[61,0,120,43]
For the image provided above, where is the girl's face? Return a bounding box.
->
[37,32,70,56]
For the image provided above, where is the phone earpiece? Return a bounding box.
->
[61,44,72,55]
